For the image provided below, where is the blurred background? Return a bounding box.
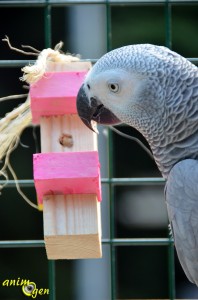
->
[0,1,198,299]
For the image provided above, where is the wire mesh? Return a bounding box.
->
[0,0,198,299]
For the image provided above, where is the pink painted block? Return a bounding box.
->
[33,151,101,204]
[30,72,88,124]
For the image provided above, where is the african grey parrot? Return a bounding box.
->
[76,44,198,286]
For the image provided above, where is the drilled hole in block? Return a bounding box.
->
[59,133,73,148]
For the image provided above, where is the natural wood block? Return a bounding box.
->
[43,194,102,259]
[33,151,101,206]
[40,115,98,153]
[30,72,88,124]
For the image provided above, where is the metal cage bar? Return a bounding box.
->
[164,2,176,298]
[48,260,56,300]
[0,0,198,6]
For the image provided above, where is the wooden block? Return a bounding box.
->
[30,72,88,124]
[43,194,102,259]
[33,151,101,205]
[40,115,98,153]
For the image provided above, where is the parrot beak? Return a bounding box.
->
[76,84,121,132]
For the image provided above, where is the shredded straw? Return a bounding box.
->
[20,41,80,84]
[0,36,80,210]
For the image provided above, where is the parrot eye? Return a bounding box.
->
[108,83,119,93]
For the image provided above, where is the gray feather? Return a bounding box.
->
[166,159,198,285]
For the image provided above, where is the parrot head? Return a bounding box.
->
[76,44,172,133]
